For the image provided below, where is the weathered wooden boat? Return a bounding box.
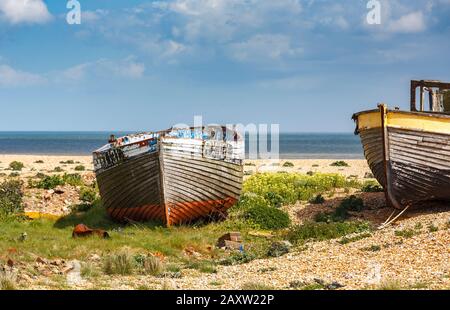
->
[353,80,450,209]
[93,126,244,225]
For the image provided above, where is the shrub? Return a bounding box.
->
[428,224,439,233]
[394,229,418,238]
[330,161,349,167]
[361,180,384,193]
[315,195,365,223]
[103,249,135,275]
[363,245,381,252]
[264,192,284,208]
[34,160,44,164]
[0,179,24,219]
[287,221,370,244]
[338,232,372,244]
[0,270,17,290]
[9,161,24,171]
[63,173,83,186]
[220,251,256,266]
[134,254,163,276]
[339,195,365,212]
[60,160,75,164]
[79,187,97,203]
[53,166,64,172]
[283,161,294,167]
[244,205,291,230]
[33,173,83,189]
[74,165,85,171]
[35,175,65,189]
[309,194,325,204]
[267,241,290,257]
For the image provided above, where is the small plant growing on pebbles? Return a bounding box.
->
[74,165,86,171]
[103,249,135,275]
[267,241,291,257]
[79,187,97,203]
[330,161,349,167]
[134,254,163,276]
[53,166,64,172]
[361,180,383,193]
[9,161,24,171]
[309,194,325,204]
[283,161,294,167]
[0,270,17,290]
[241,282,275,290]
[34,160,44,164]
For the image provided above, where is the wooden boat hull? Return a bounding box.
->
[95,136,243,225]
[353,105,450,208]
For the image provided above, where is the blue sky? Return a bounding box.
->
[0,0,449,132]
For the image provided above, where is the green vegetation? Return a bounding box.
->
[74,165,86,171]
[339,232,372,244]
[30,173,84,189]
[0,170,376,288]
[9,161,24,171]
[243,172,355,206]
[60,160,75,164]
[309,194,325,204]
[220,251,256,266]
[282,161,294,167]
[0,179,24,220]
[362,245,381,252]
[315,195,365,223]
[0,271,17,290]
[361,180,383,193]
[244,205,290,230]
[241,282,275,290]
[395,228,419,239]
[287,221,370,245]
[134,254,164,276]
[79,187,97,203]
[330,161,349,167]
[428,224,439,233]
[34,160,44,164]
[103,248,135,275]
[53,166,64,172]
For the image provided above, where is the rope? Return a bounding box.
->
[377,205,410,230]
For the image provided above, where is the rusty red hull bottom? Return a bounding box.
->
[107,197,238,225]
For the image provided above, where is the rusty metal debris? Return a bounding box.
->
[72,224,109,239]
[217,232,243,250]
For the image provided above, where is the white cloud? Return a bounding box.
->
[229,34,303,63]
[63,57,146,81]
[0,0,52,24]
[0,64,45,87]
[81,9,109,24]
[387,11,426,33]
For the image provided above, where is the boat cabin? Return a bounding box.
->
[411,80,450,113]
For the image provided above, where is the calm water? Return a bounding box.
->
[0,132,364,159]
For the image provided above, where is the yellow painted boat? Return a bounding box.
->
[353,80,450,209]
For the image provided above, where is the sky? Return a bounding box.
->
[0,0,449,132]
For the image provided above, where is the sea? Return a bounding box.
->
[0,132,364,159]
